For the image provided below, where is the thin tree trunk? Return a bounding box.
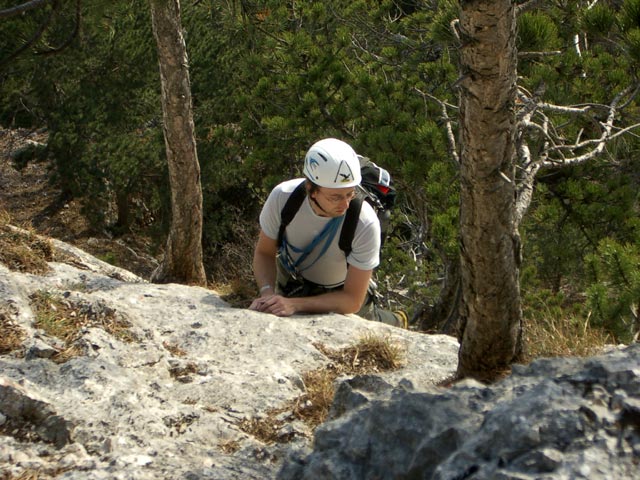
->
[115,190,131,233]
[457,0,523,381]
[417,255,461,336]
[149,0,206,285]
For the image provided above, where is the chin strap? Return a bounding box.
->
[310,195,330,216]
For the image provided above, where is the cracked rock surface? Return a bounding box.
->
[0,238,458,479]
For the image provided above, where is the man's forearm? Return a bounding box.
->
[287,289,364,315]
[253,252,276,295]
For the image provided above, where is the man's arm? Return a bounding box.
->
[251,263,372,317]
[289,265,372,314]
[252,230,278,297]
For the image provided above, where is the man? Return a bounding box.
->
[249,137,406,328]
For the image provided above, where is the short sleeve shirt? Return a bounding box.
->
[260,179,381,288]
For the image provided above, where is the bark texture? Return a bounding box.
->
[149,0,206,285]
[457,0,522,380]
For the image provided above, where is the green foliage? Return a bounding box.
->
[517,12,560,51]
[586,239,640,342]
[97,251,119,267]
[0,0,61,125]
[522,158,639,291]
[580,3,616,35]
[624,27,640,63]
[2,0,640,343]
[1,1,167,232]
[9,140,47,170]
[515,0,640,343]
[522,287,583,328]
[572,0,640,82]
[620,0,640,30]
[522,146,640,346]
[430,0,460,45]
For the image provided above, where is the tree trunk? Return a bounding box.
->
[417,254,461,336]
[114,189,131,234]
[149,0,206,286]
[456,0,523,381]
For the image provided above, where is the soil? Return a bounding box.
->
[0,128,159,279]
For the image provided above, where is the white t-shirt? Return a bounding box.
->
[260,178,381,288]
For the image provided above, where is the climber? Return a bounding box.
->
[249,137,406,328]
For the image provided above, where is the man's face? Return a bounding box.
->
[312,186,357,217]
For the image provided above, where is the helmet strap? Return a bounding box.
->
[310,193,331,217]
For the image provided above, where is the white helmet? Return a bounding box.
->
[303,138,361,188]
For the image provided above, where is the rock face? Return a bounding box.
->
[0,239,459,479]
[2,237,639,479]
[279,344,640,480]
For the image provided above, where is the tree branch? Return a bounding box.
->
[0,0,58,70]
[513,83,640,223]
[413,86,459,164]
[35,0,81,56]
[517,50,562,59]
[539,85,639,167]
[0,0,51,19]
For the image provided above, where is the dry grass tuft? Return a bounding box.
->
[168,361,198,380]
[238,405,293,445]
[520,288,615,363]
[218,439,241,454]
[10,469,41,480]
[0,214,53,274]
[215,277,257,309]
[292,335,405,428]
[314,333,405,375]
[522,314,613,362]
[163,341,187,357]
[238,334,406,443]
[0,306,26,355]
[290,368,337,429]
[29,290,138,362]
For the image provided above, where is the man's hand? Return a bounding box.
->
[249,294,297,317]
[248,265,373,317]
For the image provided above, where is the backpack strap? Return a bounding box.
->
[277,181,307,248]
[338,196,363,258]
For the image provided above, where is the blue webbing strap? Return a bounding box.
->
[280,215,342,275]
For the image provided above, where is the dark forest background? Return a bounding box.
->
[1,0,639,356]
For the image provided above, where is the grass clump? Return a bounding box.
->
[293,335,404,428]
[0,306,26,355]
[0,212,52,274]
[238,333,405,444]
[163,341,187,357]
[96,251,119,267]
[2,466,75,479]
[523,313,612,361]
[521,288,614,362]
[29,290,137,362]
[314,333,405,374]
[238,405,294,445]
[218,439,241,454]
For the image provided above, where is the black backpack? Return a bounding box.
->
[277,156,396,257]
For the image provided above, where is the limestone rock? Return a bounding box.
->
[5,234,636,480]
[279,344,640,480]
[0,238,458,479]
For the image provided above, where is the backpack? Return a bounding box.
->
[277,155,396,257]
